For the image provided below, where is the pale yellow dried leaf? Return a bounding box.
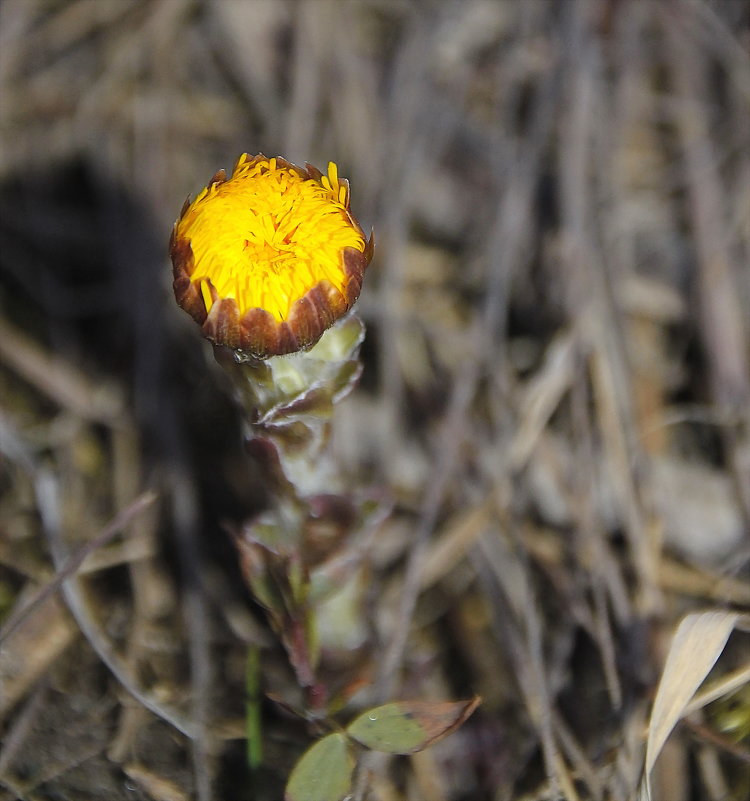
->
[643,610,750,797]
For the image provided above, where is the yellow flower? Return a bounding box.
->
[170,154,373,357]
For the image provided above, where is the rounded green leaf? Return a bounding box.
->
[347,698,480,754]
[284,733,355,801]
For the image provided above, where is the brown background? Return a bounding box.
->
[0,1,749,800]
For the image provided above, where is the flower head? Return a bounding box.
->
[170,154,373,357]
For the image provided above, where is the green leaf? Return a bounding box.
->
[347,697,481,754]
[284,733,355,801]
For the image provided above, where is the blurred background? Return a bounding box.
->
[1,1,749,799]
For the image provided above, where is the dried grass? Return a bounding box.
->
[1,1,749,800]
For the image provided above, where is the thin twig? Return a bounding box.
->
[35,471,199,740]
[0,490,157,646]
